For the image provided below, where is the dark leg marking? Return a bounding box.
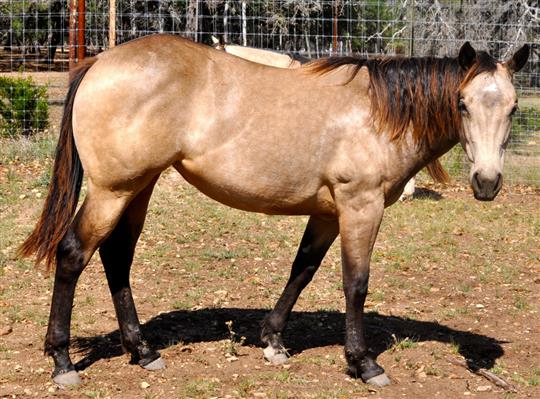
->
[343,272,386,383]
[45,229,85,385]
[98,178,163,369]
[261,216,338,363]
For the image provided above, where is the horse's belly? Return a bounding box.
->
[175,159,336,216]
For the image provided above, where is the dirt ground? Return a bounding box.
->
[1,71,539,398]
[1,159,539,399]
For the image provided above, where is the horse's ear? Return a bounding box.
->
[211,35,221,47]
[506,44,530,74]
[459,42,476,70]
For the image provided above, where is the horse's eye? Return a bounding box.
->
[458,98,468,114]
[509,104,518,117]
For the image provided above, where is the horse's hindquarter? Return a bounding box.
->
[72,35,385,216]
[72,36,206,190]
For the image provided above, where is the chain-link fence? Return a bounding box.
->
[1,1,539,185]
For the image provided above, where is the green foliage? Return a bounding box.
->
[0,76,48,137]
[351,2,408,54]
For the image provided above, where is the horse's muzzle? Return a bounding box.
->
[471,171,502,201]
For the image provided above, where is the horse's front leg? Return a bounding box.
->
[338,193,390,387]
[261,216,338,364]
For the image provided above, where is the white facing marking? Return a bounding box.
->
[484,82,499,93]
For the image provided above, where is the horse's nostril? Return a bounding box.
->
[472,172,481,188]
[494,173,503,192]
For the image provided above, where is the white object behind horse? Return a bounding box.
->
[211,36,301,69]
[399,177,416,201]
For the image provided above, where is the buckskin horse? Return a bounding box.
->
[19,35,529,387]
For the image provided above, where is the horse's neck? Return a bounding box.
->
[401,130,459,179]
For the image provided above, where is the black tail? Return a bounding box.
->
[18,58,97,270]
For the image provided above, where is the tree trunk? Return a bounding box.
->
[109,0,116,47]
[47,1,63,63]
[187,0,199,42]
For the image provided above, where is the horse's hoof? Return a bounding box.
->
[142,357,166,371]
[263,345,289,365]
[365,373,390,387]
[53,370,81,387]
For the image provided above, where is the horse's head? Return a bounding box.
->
[457,42,529,201]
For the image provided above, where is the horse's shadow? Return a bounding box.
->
[73,308,505,371]
[413,187,443,201]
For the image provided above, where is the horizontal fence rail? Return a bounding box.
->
[1,1,539,186]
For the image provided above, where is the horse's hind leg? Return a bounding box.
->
[98,176,164,370]
[261,216,338,364]
[46,182,146,386]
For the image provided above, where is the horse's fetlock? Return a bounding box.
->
[133,343,160,367]
[260,325,283,348]
[344,349,384,381]
[45,343,75,376]
[262,313,285,335]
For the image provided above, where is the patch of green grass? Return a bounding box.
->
[311,389,356,399]
[369,288,385,303]
[83,388,109,398]
[511,371,528,386]
[273,370,292,383]
[172,300,194,310]
[419,283,433,294]
[0,133,55,163]
[449,339,461,355]
[237,377,257,398]
[84,295,95,306]
[513,295,529,311]
[439,306,469,320]
[386,276,410,289]
[490,363,505,375]
[389,335,417,352]
[182,378,219,398]
[425,365,442,376]
[458,283,472,293]
[223,320,246,357]
[528,375,540,386]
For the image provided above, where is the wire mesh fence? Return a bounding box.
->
[1,1,539,186]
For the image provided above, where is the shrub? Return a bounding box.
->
[0,76,49,137]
